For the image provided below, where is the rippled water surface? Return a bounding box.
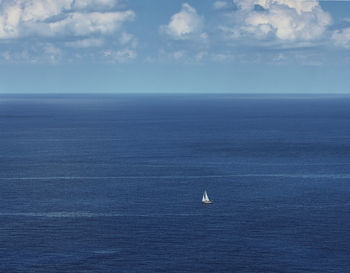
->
[1,94,350,272]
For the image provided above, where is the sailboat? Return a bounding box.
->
[202,190,213,204]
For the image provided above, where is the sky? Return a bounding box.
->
[0,0,349,94]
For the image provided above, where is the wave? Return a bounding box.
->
[1,203,350,219]
[0,212,202,218]
[0,173,350,180]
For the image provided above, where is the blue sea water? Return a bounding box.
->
[0,94,350,272]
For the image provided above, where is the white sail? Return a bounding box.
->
[202,191,208,202]
[202,191,210,202]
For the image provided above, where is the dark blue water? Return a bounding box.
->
[1,94,350,272]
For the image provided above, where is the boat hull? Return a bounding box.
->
[202,201,213,204]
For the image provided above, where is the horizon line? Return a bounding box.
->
[1,92,350,95]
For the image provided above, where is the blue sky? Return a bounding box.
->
[0,0,349,93]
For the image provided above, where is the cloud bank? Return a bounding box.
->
[220,0,332,45]
[1,0,350,65]
[0,0,134,39]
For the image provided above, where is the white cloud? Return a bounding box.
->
[44,43,62,63]
[1,51,11,61]
[332,27,350,49]
[273,53,286,63]
[221,0,331,44]
[173,50,185,59]
[46,11,135,37]
[213,1,230,10]
[65,38,105,48]
[44,43,61,55]
[103,48,136,63]
[20,0,72,21]
[0,0,134,39]
[160,3,206,40]
[0,0,137,63]
[119,31,138,48]
[119,32,133,44]
[0,43,63,64]
[210,53,235,62]
[73,0,116,10]
[195,51,207,61]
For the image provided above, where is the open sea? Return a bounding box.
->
[0,94,350,272]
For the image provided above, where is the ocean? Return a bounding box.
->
[0,94,349,272]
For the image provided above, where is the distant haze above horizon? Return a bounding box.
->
[0,0,349,94]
